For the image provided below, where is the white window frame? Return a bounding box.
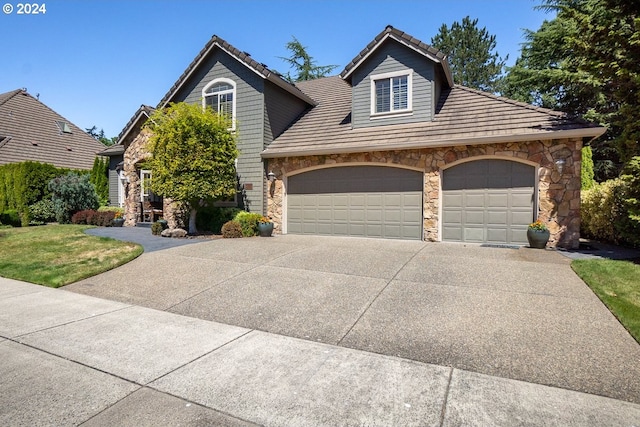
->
[370,69,413,117]
[117,170,126,207]
[202,78,236,131]
[140,169,151,202]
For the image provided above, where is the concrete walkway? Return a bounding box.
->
[2,276,640,426]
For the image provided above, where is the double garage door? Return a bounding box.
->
[287,166,423,240]
[285,160,535,245]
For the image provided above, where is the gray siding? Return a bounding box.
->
[108,155,122,207]
[171,49,266,213]
[351,40,435,129]
[263,81,308,145]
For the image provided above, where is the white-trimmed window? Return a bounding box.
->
[140,170,152,202]
[370,70,413,116]
[202,78,236,130]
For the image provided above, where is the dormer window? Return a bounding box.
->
[370,70,413,117]
[202,78,236,130]
[56,121,72,134]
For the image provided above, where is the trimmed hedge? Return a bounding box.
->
[195,205,242,234]
[71,209,115,226]
[221,220,243,238]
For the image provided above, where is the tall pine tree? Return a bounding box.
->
[431,16,507,93]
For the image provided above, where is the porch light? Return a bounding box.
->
[554,159,566,174]
[267,171,276,182]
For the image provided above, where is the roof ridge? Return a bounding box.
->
[0,89,23,107]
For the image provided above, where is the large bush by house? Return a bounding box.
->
[0,161,85,226]
[49,173,99,223]
[581,158,640,247]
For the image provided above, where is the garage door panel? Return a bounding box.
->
[287,166,422,240]
[487,211,507,225]
[511,192,533,208]
[442,160,535,245]
[464,227,485,242]
[464,210,485,226]
[465,193,486,208]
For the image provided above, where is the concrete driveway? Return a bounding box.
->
[66,233,640,404]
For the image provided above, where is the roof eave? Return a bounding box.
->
[261,127,607,159]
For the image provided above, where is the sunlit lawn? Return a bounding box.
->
[0,224,143,288]
[572,258,640,343]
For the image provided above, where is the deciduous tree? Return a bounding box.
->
[143,103,239,234]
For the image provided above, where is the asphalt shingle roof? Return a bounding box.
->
[262,77,606,158]
[0,89,105,169]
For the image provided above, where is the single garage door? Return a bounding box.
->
[442,159,535,245]
[287,166,423,240]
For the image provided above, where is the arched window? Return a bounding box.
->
[202,78,236,130]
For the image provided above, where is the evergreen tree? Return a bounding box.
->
[279,36,338,82]
[431,16,507,92]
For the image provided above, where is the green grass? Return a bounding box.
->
[0,224,143,288]
[572,258,640,343]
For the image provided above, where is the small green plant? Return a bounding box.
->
[151,221,164,235]
[233,211,263,236]
[221,220,243,238]
[29,199,56,224]
[528,219,547,231]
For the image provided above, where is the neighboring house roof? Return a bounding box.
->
[261,77,607,158]
[0,89,105,169]
[340,25,454,87]
[158,35,316,108]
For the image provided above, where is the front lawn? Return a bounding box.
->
[572,258,640,343]
[0,224,143,288]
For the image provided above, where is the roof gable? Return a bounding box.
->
[340,25,454,87]
[158,35,316,108]
[0,89,105,169]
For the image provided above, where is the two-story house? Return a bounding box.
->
[105,26,605,248]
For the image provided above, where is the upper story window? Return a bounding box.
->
[370,70,413,117]
[202,78,236,130]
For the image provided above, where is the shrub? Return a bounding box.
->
[89,157,109,206]
[71,209,115,226]
[0,210,21,227]
[29,199,56,224]
[49,173,99,223]
[151,221,164,236]
[196,205,242,233]
[221,220,243,238]
[233,211,263,237]
[581,146,595,190]
[581,178,640,247]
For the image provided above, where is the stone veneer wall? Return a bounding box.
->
[266,138,583,248]
[122,129,182,229]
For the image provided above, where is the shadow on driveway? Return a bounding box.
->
[85,226,216,253]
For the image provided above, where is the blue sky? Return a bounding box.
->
[2,0,552,139]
